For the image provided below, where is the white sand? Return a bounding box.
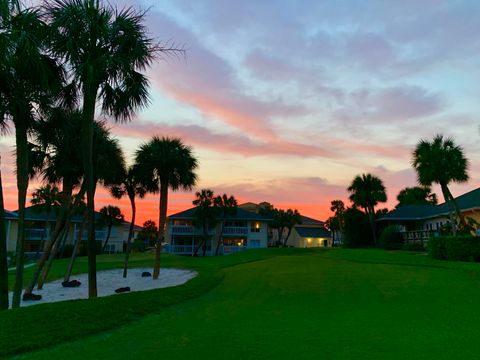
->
[10,268,197,308]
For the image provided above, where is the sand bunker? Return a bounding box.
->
[10,267,197,308]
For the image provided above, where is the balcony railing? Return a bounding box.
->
[171,225,194,234]
[401,230,435,245]
[24,228,47,240]
[223,227,248,235]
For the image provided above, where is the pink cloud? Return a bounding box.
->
[112,121,334,158]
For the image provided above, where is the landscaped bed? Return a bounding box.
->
[3,248,480,359]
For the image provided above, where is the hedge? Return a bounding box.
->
[428,235,480,262]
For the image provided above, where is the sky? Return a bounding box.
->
[2,0,480,225]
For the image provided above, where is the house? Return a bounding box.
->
[165,206,272,255]
[377,187,480,244]
[288,215,332,248]
[4,205,137,255]
[238,202,332,248]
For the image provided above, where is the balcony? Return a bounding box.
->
[171,225,194,234]
[24,228,47,240]
[223,226,248,235]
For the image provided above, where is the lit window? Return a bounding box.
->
[250,222,260,232]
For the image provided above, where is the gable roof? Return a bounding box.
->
[295,226,331,238]
[298,215,324,226]
[169,206,272,221]
[378,187,480,222]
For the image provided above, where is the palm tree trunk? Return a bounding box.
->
[38,221,69,289]
[102,225,113,253]
[214,220,225,256]
[440,183,457,236]
[284,227,294,247]
[82,85,97,298]
[123,195,136,278]
[12,120,29,308]
[23,182,73,296]
[0,156,9,311]
[153,179,168,279]
[367,208,377,247]
[64,212,87,282]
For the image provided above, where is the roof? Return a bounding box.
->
[378,187,480,222]
[169,206,273,221]
[298,215,324,226]
[377,204,439,221]
[3,210,18,220]
[8,205,134,226]
[295,226,331,238]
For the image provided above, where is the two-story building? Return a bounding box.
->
[4,205,136,256]
[165,207,272,255]
[238,202,332,248]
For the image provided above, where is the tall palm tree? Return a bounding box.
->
[213,194,237,255]
[46,0,159,297]
[192,189,218,257]
[25,114,124,294]
[97,205,124,253]
[135,136,198,279]
[396,186,437,208]
[1,4,63,307]
[0,155,8,311]
[412,135,469,235]
[110,166,146,277]
[348,173,387,247]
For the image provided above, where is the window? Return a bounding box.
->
[250,222,260,233]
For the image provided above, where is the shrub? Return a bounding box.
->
[429,235,480,262]
[401,243,425,251]
[342,208,373,248]
[428,236,447,260]
[379,225,404,250]
[131,239,146,253]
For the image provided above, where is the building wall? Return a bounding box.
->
[288,229,332,248]
[6,219,17,252]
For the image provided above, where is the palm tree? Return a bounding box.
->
[0,155,8,311]
[348,174,387,247]
[97,205,124,253]
[46,0,160,297]
[396,186,437,208]
[192,189,218,257]
[213,194,238,255]
[135,136,198,279]
[412,135,469,235]
[1,4,63,307]
[110,166,146,277]
[25,114,124,293]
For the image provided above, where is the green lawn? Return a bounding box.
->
[4,248,480,359]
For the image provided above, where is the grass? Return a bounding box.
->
[4,248,480,359]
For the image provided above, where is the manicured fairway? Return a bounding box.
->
[8,249,480,359]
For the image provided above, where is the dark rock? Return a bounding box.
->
[22,292,42,301]
[115,287,131,293]
[62,280,81,288]
[141,272,151,277]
